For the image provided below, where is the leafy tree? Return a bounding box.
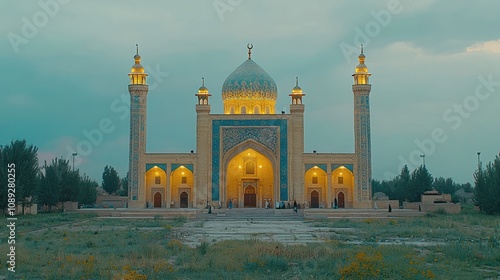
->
[102,165,120,194]
[433,177,456,195]
[60,168,80,204]
[474,156,500,215]
[0,140,39,214]
[406,165,433,202]
[119,172,128,197]
[78,175,97,206]
[39,159,62,212]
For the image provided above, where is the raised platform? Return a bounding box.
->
[303,208,426,220]
[76,208,201,219]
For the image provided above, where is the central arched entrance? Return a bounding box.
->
[244,185,257,207]
[224,145,275,208]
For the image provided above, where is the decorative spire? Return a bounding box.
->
[136,43,139,55]
[247,43,253,59]
[295,76,299,87]
[361,44,364,55]
[202,77,205,86]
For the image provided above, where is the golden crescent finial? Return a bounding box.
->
[247,43,253,59]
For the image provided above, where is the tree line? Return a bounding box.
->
[473,156,500,215]
[0,140,127,213]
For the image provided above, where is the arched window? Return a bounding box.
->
[229,106,235,114]
[253,105,260,114]
[241,106,247,114]
[245,161,255,175]
[265,106,270,114]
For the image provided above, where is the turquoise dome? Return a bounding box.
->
[222,58,277,101]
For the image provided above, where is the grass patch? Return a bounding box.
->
[3,209,500,279]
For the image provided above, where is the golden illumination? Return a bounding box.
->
[259,165,262,168]
[313,172,317,175]
[180,165,185,168]
[238,165,242,169]
[247,153,251,156]
[340,172,343,175]
[353,45,371,85]
[181,172,185,175]
[129,45,148,85]
[155,172,158,175]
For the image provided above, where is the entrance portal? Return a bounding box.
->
[153,192,162,208]
[338,192,345,208]
[180,192,188,208]
[244,186,256,208]
[311,190,319,208]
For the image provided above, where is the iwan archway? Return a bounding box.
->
[222,142,276,208]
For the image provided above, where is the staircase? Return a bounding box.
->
[197,208,304,221]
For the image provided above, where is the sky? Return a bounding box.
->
[1,0,499,185]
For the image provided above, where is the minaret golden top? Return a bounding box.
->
[129,44,147,85]
[353,45,371,85]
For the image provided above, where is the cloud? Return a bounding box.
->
[466,39,500,54]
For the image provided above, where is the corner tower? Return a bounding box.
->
[128,45,148,206]
[352,46,372,207]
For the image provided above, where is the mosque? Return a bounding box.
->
[127,45,373,209]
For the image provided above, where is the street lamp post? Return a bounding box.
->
[477,152,481,169]
[72,153,78,171]
[420,154,426,167]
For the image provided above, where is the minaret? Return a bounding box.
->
[352,45,372,207]
[289,77,305,203]
[195,78,211,207]
[128,45,148,206]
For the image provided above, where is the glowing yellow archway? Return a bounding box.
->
[170,166,194,208]
[332,166,354,208]
[145,166,167,208]
[305,166,327,208]
[224,148,274,208]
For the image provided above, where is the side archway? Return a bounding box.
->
[170,166,194,208]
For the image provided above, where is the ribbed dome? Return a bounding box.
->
[222,59,277,102]
[131,54,145,74]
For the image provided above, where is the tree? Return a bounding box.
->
[406,165,433,202]
[474,156,500,215]
[119,172,129,197]
[0,140,39,214]
[78,175,97,206]
[102,165,120,194]
[39,159,62,212]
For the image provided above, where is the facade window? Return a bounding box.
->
[338,177,344,184]
[155,176,161,184]
[253,105,260,114]
[245,161,255,175]
[182,176,187,184]
[241,106,247,114]
[312,176,318,184]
